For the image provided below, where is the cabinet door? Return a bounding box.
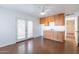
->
[54,15,59,25]
[59,14,64,25]
[57,32,64,42]
[51,31,54,40]
[40,18,44,24]
[40,17,49,25]
[44,17,49,26]
[44,31,54,40]
[43,31,47,38]
[43,31,50,39]
[48,16,54,22]
[54,31,58,41]
[55,14,64,25]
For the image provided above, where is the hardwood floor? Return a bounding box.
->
[0,37,78,54]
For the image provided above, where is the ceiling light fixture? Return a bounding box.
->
[40,12,45,15]
[40,6,45,15]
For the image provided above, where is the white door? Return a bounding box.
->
[27,21,33,38]
[66,20,76,45]
[17,19,26,41]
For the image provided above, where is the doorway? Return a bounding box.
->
[17,19,26,42]
[27,21,33,38]
[17,19,33,42]
[66,19,76,45]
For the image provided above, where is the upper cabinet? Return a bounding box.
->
[44,17,49,26]
[40,18,44,24]
[55,13,64,25]
[48,16,54,22]
[40,13,64,26]
[40,17,49,26]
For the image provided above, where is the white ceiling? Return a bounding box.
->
[0,4,79,18]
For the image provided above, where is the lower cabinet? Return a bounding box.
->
[53,31,58,41]
[51,31,54,40]
[57,32,64,42]
[43,30,52,39]
[43,30,64,42]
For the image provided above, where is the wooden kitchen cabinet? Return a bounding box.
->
[40,18,45,24]
[51,31,54,40]
[40,13,64,25]
[44,17,49,26]
[59,14,64,25]
[53,31,58,41]
[40,15,55,25]
[54,15,59,25]
[53,31,64,42]
[55,13,64,25]
[43,30,64,42]
[48,16,54,22]
[40,17,49,25]
[57,32,64,42]
[43,30,52,39]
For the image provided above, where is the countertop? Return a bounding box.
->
[44,29,65,32]
[43,26,65,32]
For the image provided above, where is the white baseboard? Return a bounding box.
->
[33,36,41,38]
[0,36,42,48]
[0,42,16,48]
[16,37,34,42]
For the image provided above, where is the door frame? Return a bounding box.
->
[27,21,33,38]
[65,16,76,45]
[16,17,26,42]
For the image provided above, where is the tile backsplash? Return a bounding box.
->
[41,22,65,31]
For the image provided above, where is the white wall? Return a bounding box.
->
[33,19,41,37]
[0,7,41,47]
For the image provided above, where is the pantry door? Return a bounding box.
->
[66,20,75,44]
